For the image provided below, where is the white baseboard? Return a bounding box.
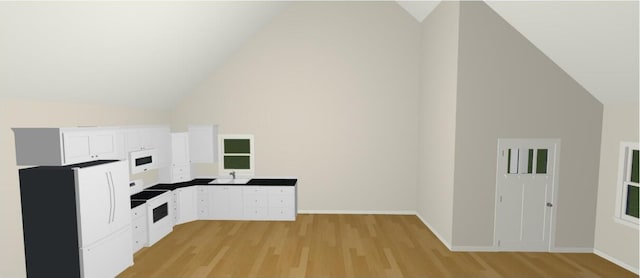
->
[451,245,497,252]
[594,248,640,275]
[549,247,593,253]
[414,212,453,250]
[297,210,415,215]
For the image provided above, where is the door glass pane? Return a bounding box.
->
[224,156,250,169]
[631,150,639,183]
[527,149,534,174]
[626,184,639,218]
[536,149,548,174]
[224,139,250,154]
[507,149,519,174]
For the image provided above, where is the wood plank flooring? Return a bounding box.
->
[118,214,636,278]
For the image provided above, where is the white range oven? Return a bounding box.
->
[130,189,173,246]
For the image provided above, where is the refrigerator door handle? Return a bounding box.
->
[105,172,113,224]
[108,172,116,223]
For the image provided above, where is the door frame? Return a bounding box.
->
[493,138,561,251]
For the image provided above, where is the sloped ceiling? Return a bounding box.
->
[0,1,286,109]
[0,1,637,108]
[399,0,639,104]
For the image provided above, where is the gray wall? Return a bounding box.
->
[452,1,603,248]
[417,1,460,246]
[594,103,639,272]
[171,2,422,212]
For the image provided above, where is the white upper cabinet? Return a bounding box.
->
[188,125,218,163]
[62,129,120,164]
[123,126,170,168]
[12,126,168,166]
[12,127,121,166]
[171,133,190,166]
[159,132,191,183]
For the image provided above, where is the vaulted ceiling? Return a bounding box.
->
[0,1,637,108]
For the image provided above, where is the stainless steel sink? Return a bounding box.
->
[208,178,250,184]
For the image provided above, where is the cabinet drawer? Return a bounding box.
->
[244,206,268,219]
[268,195,293,208]
[268,207,295,220]
[243,186,267,195]
[267,186,294,196]
[131,205,147,220]
[197,208,208,219]
[244,194,267,207]
[132,217,147,234]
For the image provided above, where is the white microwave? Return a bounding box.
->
[129,149,157,174]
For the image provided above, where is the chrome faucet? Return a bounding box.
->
[230,171,236,180]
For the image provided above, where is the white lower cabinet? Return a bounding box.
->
[131,204,147,253]
[195,185,296,221]
[174,187,198,225]
[266,187,296,220]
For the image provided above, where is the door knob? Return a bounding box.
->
[546,202,553,207]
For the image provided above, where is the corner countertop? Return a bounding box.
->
[146,177,297,191]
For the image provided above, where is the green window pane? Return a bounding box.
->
[507,149,512,174]
[224,156,250,169]
[631,150,639,183]
[527,149,534,174]
[224,139,250,154]
[626,185,639,218]
[536,149,548,174]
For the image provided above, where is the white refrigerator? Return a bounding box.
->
[19,160,133,278]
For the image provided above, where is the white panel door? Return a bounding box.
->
[75,163,113,247]
[494,139,558,251]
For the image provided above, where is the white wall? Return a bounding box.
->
[417,1,459,247]
[0,99,168,278]
[594,103,639,273]
[171,2,421,212]
[453,1,603,248]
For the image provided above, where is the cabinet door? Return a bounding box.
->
[63,130,117,164]
[227,187,243,219]
[208,187,243,220]
[188,125,218,163]
[63,132,92,164]
[171,133,190,166]
[176,187,197,224]
[90,131,118,160]
[209,187,228,219]
[151,127,171,168]
[124,129,143,153]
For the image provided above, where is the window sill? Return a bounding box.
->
[613,217,640,230]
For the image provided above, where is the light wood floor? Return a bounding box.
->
[118,214,636,278]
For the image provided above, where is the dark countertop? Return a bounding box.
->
[146,178,297,191]
[131,200,146,209]
[148,178,215,191]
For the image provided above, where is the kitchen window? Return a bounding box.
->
[218,134,254,176]
[616,142,639,227]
